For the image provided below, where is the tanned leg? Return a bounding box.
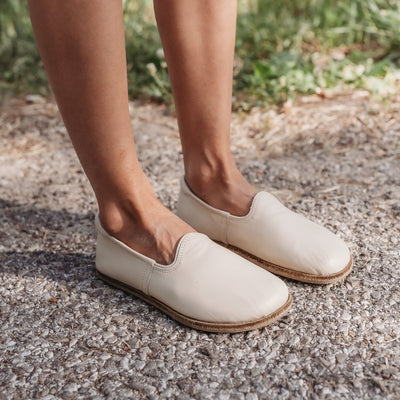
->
[154,0,258,216]
[28,0,194,264]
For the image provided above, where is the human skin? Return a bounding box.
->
[27,0,258,264]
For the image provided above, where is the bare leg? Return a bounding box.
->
[28,0,194,264]
[154,0,258,216]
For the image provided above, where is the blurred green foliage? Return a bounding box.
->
[234,0,400,107]
[0,0,48,96]
[1,0,399,108]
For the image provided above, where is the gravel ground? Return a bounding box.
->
[0,92,399,399]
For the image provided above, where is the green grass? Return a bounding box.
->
[1,0,400,108]
[234,0,400,108]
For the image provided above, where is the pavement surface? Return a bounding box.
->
[0,93,399,399]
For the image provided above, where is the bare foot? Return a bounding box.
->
[185,169,259,216]
[99,197,195,265]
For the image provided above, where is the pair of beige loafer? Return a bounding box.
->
[95,177,352,333]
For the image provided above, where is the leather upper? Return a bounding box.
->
[177,177,351,276]
[95,214,289,323]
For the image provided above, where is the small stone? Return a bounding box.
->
[25,94,46,104]
[0,304,10,313]
[120,357,129,370]
[319,357,332,368]
[336,353,347,364]
[288,336,300,347]
[341,311,352,321]
[217,392,231,400]
[134,361,146,370]
[64,383,79,393]
[257,339,268,351]
[286,354,297,363]
[144,385,156,395]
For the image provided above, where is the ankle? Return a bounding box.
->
[184,155,241,197]
[98,190,161,237]
[184,157,258,216]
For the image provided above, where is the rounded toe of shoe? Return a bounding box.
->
[215,255,291,324]
[252,271,290,318]
[320,236,352,276]
[305,228,352,278]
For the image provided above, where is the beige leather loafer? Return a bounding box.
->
[177,177,353,284]
[94,214,292,333]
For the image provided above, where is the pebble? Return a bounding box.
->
[336,353,347,364]
[286,354,298,364]
[120,356,130,370]
[64,383,79,393]
[341,311,352,321]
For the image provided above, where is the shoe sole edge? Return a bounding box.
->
[95,270,293,333]
[216,242,353,285]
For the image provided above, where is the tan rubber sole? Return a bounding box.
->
[96,270,293,333]
[216,242,353,284]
